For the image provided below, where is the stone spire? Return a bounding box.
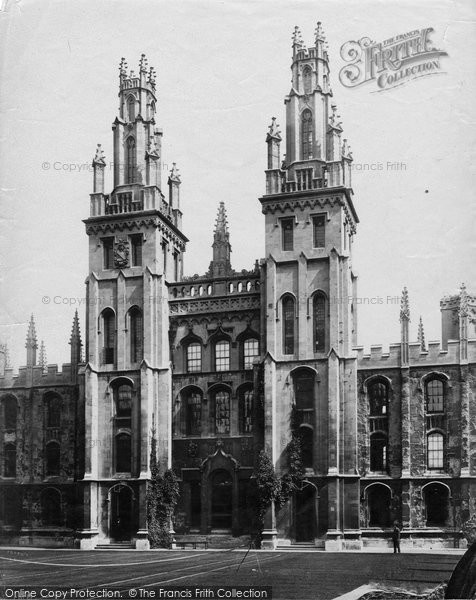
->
[70,310,83,365]
[208,202,233,278]
[39,340,47,373]
[25,314,38,367]
[417,316,426,351]
[400,287,410,366]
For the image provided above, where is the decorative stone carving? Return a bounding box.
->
[114,238,130,268]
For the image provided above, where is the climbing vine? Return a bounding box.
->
[147,425,180,548]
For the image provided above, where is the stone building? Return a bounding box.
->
[0,26,475,550]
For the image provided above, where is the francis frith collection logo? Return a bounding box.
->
[339,27,448,91]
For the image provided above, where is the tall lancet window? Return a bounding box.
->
[303,66,312,94]
[301,109,313,160]
[126,137,136,184]
[282,295,295,355]
[127,96,135,122]
[313,293,326,352]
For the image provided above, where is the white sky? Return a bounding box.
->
[0,0,475,369]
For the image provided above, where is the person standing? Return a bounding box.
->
[392,523,402,553]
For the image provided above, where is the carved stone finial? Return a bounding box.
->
[400,287,410,322]
[139,53,148,73]
[292,26,304,48]
[267,117,282,141]
[417,316,426,351]
[315,21,326,43]
[169,162,181,183]
[119,57,128,77]
[39,340,47,373]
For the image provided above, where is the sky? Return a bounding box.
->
[0,0,475,369]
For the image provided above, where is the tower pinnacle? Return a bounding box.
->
[417,316,426,351]
[400,287,410,322]
[70,310,83,365]
[39,340,47,373]
[208,202,233,278]
[25,314,38,367]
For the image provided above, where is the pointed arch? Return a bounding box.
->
[101,308,116,364]
[302,65,313,94]
[127,95,136,122]
[312,291,327,352]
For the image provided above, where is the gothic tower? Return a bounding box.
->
[259,24,360,549]
[80,55,187,549]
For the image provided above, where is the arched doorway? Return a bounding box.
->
[211,470,232,530]
[424,483,450,527]
[366,484,392,527]
[109,485,134,541]
[295,483,317,542]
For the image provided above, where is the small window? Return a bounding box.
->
[130,235,143,267]
[370,433,387,472]
[282,218,294,251]
[243,338,259,370]
[215,340,230,372]
[187,343,202,373]
[4,443,16,477]
[427,432,444,470]
[46,442,60,476]
[369,382,388,416]
[313,215,325,248]
[282,296,295,354]
[103,238,114,270]
[162,241,168,273]
[426,379,444,413]
[115,433,131,473]
[214,390,230,434]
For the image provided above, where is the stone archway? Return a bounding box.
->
[108,483,135,542]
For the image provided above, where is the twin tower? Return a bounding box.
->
[81,24,360,550]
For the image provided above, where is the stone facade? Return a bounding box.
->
[0,28,475,550]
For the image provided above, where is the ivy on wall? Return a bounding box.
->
[147,425,180,548]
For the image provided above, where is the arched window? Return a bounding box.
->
[213,390,230,434]
[186,342,202,373]
[239,387,253,434]
[282,296,295,355]
[427,432,444,470]
[370,432,387,472]
[294,369,314,410]
[127,96,135,122]
[424,483,449,527]
[243,338,259,370]
[115,432,132,472]
[3,397,17,430]
[299,426,313,468]
[126,137,136,184]
[129,307,143,363]
[102,309,116,364]
[46,442,60,476]
[46,395,61,428]
[367,485,392,528]
[215,340,230,372]
[116,384,132,419]
[426,378,444,413]
[368,381,388,416]
[41,489,62,527]
[301,109,313,160]
[313,293,326,352]
[303,66,312,94]
[185,391,202,436]
[4,443,16,477]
